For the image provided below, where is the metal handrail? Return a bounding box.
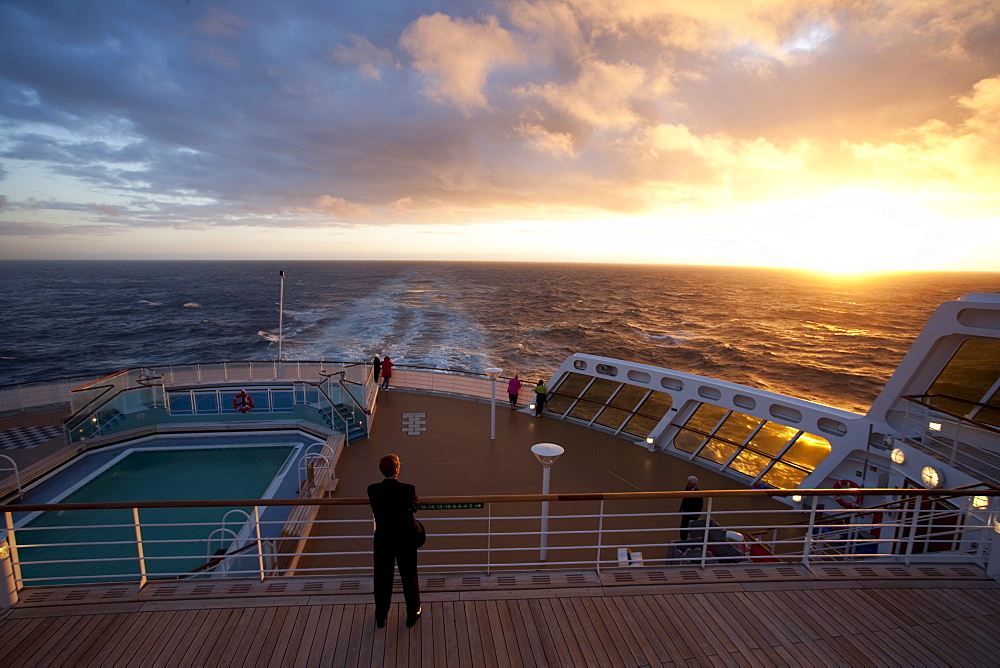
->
[3,488,995,594]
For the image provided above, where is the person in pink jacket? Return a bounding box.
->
[507,374,522,409]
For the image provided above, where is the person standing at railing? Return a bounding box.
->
[507,374,522,409]
[372,355,382,384]
[533,379,547,417]
[368,454,422,629]
[679,476,703,541]
[380,356,393,389]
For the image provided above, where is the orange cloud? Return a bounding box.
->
[400,13,524,112]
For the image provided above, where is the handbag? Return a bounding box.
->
[414,519,427,548]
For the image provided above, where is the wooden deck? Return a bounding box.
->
[2,563,999,666]
[4,390,1000,665]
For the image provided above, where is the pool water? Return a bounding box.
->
[15,445,298,585]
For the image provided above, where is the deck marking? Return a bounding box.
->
[608,470,645,491]
[0,425,62,449]
[402,412,427,436]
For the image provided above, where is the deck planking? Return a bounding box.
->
[4,575,1000,667]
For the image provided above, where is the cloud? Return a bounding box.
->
[400,12,523,112]
[330,34,396,80]
[311,195,372,219]
[520,58,648,129]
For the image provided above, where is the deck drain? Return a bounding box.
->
[647,571,667,582]
[229,584,252,594]
[714,569,735,580]
[426,577,447,588]
[854,566,878,577]
[338,580,361,591]
[192,585,215,595]
[65,590,90,601]
[461,576,482,587]
[101,588,129,599]
[566,574,587,584]
[612,572,634,583]
[266,582,289,593]
[680,570,702,581]
[498,576,516,587]
[531,575,552,585]
[302,582,325,592]
[745,568,767,579]
[887,566,912,577]
[153,586,179,596]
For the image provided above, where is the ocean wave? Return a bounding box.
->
[182,302,201,308]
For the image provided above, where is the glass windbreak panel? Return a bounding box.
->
[748,422,799,457]
[926,338,1000,416]
[638,391,673,419]
[567,399,602,422]
[168,393,193,415]
[194,392,219,413]
[715,412,763,445]
[581,378,621,404]
[551,373,592,398]
[544,394,574,415]
[760,461,810,488]
[683,403,729,435]
[673,430,706,454]
[608,384,649,411]
[696,438,738,465]
[621,413,660,438]
[271,390,295,412]
[593,406,630,430]
[568,378,621,421]
[780,432,832,470]
[729,449,772,478]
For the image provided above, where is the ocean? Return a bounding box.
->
[1,261,997,413]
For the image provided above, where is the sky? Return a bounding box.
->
[1,0,999,272]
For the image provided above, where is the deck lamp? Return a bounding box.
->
[928,422,942,432]
[972,495,989,510]
[891,448,905,465]
[791,495,803,503]
[531,442,564,561]
[485,368,502,441]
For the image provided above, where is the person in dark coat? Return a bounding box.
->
[679,475,704,541]
[367,454,421,628]
[533,380,547,416]
[372,355,382,384]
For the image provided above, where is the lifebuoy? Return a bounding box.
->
[233,390,254,413]
[832,479,863,509]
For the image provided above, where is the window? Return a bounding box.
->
[672,401,831,487]
[927,338,1000,426]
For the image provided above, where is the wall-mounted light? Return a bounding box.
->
[646,436,654,445]
[928,422,942,432]
[0,542,9,560]
[791,495,803,503]
[891,448,905,465]
[994,520,1000,535]
[920,466,942,489]
[972,495,989,510]
[529,403,536,410]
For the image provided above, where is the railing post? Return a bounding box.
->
[903,497,922,564]
[486,503,492,576]
[595,500,605,572]
[133,507,147,589]
[803,502,818,568]
[254,506,266,580]
[699,497,713,568]
[2,512,20,608]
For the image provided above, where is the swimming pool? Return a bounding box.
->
[10,436,310,585]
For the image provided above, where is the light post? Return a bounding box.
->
[531,442,564,561]
[277,270,285,362]
[485,368,502,441]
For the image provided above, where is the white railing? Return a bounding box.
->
[900,399,1000,484]
[2,489,996,602]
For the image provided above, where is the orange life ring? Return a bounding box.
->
[233,390,254,413]
[832,479,863,509]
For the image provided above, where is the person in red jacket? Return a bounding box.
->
[380,355,393,389]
